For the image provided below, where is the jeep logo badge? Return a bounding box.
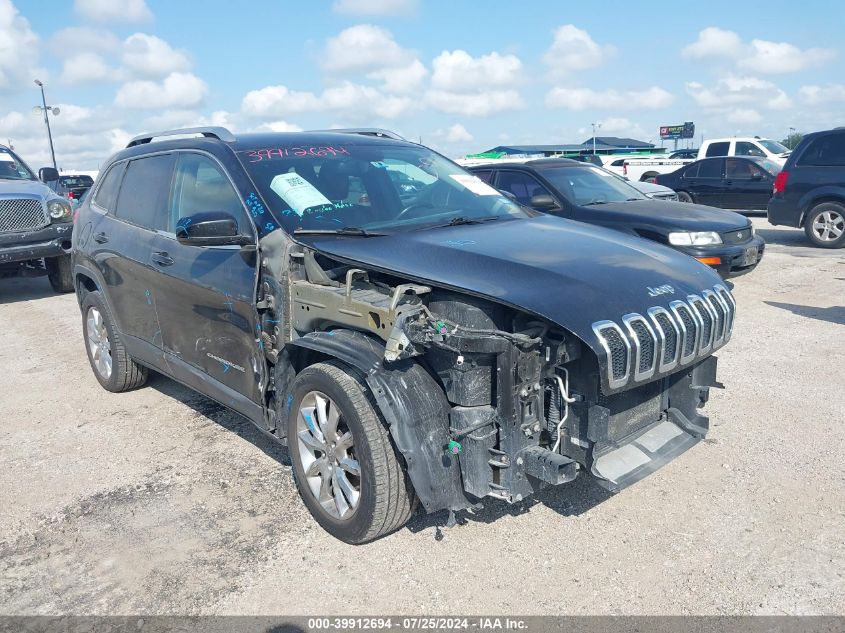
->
[647,284,675,297]
[737,232,743,239]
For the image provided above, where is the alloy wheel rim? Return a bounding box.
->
[296,390,361,520]
[86,307,112,379]
[812,210,844,241]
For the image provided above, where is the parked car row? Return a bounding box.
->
[468,159,763,278]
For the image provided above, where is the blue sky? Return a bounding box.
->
[1,0,843,169]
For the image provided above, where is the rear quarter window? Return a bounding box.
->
[705,142,730,157]
[92,162,126,212]
[797,134,845,167]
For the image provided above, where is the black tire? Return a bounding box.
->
[803,202,845,249]
[677,191,694,203]
[81,290,148,392]
[287,361,416,544]
[45,254,74,293]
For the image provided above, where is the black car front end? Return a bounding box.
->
[674,227,765,278]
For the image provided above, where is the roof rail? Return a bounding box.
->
[126,126,236,148]
[311,128,407,141]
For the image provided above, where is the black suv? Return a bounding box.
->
[468,159,764,278]
[1,144,74,292]
[767,128,845,248]
[73,127,736,543]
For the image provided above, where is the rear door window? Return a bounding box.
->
[705,142,730,157]
[472,170,493,183]
[114,154,175,231]
[683,163,700,178]
[697,159,723,179]
[496,171,552,205]
[92,162,126,212]
[798,134,845,166]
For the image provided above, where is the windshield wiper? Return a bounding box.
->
[293,226,387,237]
[425,216,503,229]
[582,201,612,206]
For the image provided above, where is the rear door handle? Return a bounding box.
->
[93,231,109,244]
[151,251,174,267]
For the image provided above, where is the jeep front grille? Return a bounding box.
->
[593,284,734,390]
[0,197,49,233]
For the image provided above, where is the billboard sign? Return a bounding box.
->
[660,122,695,140]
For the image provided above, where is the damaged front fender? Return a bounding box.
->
[288,329,469,513]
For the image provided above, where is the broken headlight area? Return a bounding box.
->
[263,244,723,512]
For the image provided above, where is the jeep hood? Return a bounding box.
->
[572,200,750,233]
[0,179,56,200]
[297,215,723,346]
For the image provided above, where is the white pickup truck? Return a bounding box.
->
[697,137,791,166]
[621,157,693,182]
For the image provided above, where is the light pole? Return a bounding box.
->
[33,79,59,170]
[591,122,601,155]
[788,127,796,149]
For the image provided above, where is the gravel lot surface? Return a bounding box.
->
[1,218,843,615]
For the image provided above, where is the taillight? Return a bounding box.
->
[773,171,789,195]
[66,191,75,199]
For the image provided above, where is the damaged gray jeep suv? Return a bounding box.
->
[72,127,735,543]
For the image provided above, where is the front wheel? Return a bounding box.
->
[45,254,74,293]
[287,361,416,544]
[804,202,845,248]
[677,191,694,203]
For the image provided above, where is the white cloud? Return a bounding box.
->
[426,89,524,117]
[51,26,121,55]
[122,33,191,78]
[686,75,792,110]
[321,25,426,93]
[431,50,522,91]
[241,81,414,120]
[331,0,416,16]
[545,86,674,110]
[445,123,473,143]
[589,117,648,139]
[253,120,304,133]
[739,39,836,74]
[368,59,428,94]
[543,25,614,76]
[60,52,120,83]
[75,0,152,23]
[682,27,835,74]
[241,85,322,117]
[0,0,41,94]
[799,84,845,104]
[114,72,208,109]
[323,24,415,72]
[682,27,744,60]
[727,108,762,124]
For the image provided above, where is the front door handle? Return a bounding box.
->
[93,231,109,244]
[151,251,174,267]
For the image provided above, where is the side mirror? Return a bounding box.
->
[175,212,252,247]
[39,167,59,182]
[530,194,558,210]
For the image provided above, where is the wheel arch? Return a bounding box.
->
[799,189,845,226]
[286,329,469,514]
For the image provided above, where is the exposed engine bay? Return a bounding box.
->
[254,234,727,514]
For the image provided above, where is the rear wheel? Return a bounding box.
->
[677,191,694,203]
[287,361,416,544]
[804,202,845,248]
[45,254,73,293]
[81,291,148,392]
